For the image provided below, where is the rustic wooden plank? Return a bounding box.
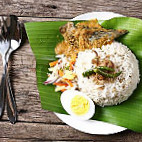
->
[0,122,141,141]
[19,17,69,22]
[0,0,142,19]
[0,139,94,142]
[0,138,30,142]
[1,140,92,142]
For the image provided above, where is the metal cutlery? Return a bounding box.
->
[0,15,22,123]
[0,37,10,118]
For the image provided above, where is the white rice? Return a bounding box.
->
[74,41,140,106]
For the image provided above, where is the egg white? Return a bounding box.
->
[60,90,95,120]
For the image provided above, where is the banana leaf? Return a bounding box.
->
[25,17,142,132]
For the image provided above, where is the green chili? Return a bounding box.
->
[82,66,122,78]
[97,66,115,72]
[96,69,122,78]
[82,69,94,77]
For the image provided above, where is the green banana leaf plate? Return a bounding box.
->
[25,17,142,133]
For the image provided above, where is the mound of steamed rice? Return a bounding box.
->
[74,41,140,106]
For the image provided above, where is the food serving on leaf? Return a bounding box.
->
[44,19,140,119]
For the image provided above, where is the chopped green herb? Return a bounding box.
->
[65,66,70,70]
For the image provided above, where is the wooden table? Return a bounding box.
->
[0,0,142,141]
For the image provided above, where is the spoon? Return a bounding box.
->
[6,15,22,124]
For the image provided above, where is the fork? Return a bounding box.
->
[0,17,10,118]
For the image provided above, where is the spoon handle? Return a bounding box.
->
[0,73,7,118]
[6,72,17,124]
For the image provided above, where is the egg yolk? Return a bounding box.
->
[70,95,90,115]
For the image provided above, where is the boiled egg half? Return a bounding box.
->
[60,90,95,120]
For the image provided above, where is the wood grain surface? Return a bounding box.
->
[0,0,142,141]
[1,0,142,19]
